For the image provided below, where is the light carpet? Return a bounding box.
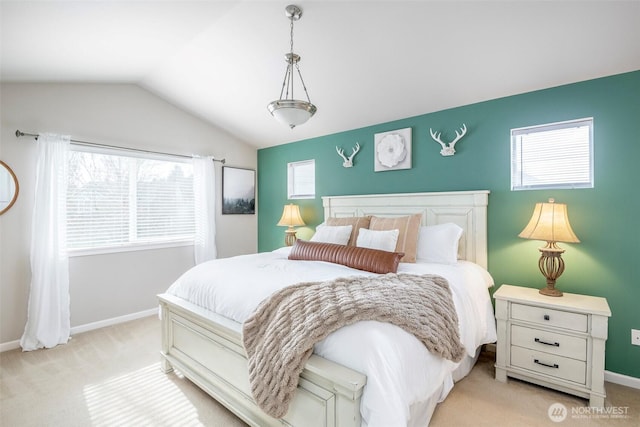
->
[1,316,638,426]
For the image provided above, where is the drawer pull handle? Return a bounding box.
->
[534,359,559,369]
[535,338,560,347]
[543,314,550,321]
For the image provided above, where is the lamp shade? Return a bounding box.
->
[518,198,580,243]
[268,100,317,129]
[277,204,305,227]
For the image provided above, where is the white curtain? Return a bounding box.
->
[21,133,71,351]
[193,156,217,264]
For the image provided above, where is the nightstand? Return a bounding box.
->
[494,284,611,407]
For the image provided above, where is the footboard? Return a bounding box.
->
[158,293,366,427]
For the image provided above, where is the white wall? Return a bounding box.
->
[0,83,257,346]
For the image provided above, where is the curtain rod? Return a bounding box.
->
[15,130,225,164]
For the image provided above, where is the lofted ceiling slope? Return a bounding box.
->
[2,1,639,148]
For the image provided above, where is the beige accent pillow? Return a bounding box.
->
[369,214,422,262]
[326,216,371,246]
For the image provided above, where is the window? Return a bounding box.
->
[511,118,593,191]
[287,159,315,199]
[67,146,195,252]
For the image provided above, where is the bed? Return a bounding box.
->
[158,190,496,427]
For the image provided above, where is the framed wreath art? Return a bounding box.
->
[374,127,412,172]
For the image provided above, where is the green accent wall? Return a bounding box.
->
[258,71,640,379]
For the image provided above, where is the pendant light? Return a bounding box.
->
[267,5,317,129]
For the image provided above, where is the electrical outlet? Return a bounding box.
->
[632,329,640,346]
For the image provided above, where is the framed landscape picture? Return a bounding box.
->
[222,166,255,214]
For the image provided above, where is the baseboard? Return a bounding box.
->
[605,370,640,390]
[70,308,158,335]
[0,308,158,353]
[0,339,20,353]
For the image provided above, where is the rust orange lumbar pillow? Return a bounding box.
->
[288,240,404,274]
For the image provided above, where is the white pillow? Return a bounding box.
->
[416,223,463,264]
[356,228,399,252]
[310,225,352,245]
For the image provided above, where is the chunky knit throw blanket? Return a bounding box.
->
[242,273,466,419]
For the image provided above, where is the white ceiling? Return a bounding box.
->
[2,1,639,149]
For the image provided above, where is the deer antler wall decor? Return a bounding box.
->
[336,142,361,168]
[430,124,467,156]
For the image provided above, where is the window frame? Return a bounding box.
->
[510,117,594,191]
[287,159,315,200]
[66,145,196,257]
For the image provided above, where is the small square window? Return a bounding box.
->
[511,118,594,191]
[287,159,315,199]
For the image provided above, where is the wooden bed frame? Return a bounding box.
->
[158,190,489,427]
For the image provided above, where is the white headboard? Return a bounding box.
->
[322,190,489,268]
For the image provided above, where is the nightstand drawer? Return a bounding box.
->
[511,303,588,332]
[511,346,586,384]
[511,325,587,360]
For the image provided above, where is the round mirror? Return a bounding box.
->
[0,160,19,215]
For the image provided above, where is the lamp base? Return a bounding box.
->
[538,244,566,297]
[539,285,563,297]
[284,229,298,246]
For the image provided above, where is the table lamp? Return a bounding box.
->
[518,198,580,297]
[277,204,305,246]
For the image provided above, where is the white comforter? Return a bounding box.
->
[166,247,497,427]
